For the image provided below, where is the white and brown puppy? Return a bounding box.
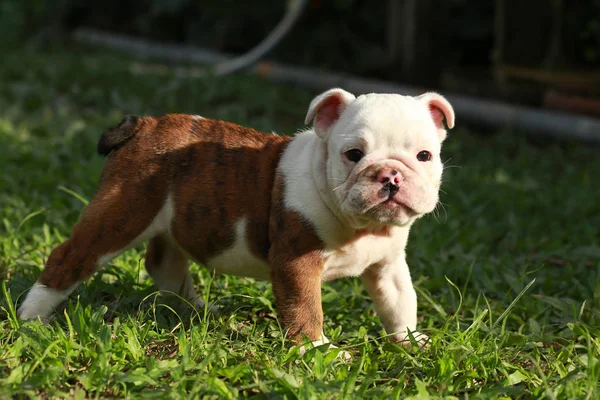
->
[18,88,454,351]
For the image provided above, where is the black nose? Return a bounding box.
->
[383,181,399,196]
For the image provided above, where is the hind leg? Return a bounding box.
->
[18,188,171,321]
[145,235,207,309]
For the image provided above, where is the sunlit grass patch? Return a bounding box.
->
[0,46,599,398]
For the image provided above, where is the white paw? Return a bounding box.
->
[299,338,352,361]
[394,331,430,348]
[18,284,70,322]
[17,309,51,324]
[331,346,353,361]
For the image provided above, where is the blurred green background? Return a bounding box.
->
[2,0,600,109]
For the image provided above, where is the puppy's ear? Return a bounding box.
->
[417,92,455,142]
[305,88,356,139]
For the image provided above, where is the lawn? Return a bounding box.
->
[1,46,599,399]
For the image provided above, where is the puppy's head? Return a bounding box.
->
[305,88,455,229]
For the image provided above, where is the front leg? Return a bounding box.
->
[271,252,324,344]
[269,173,329,346]
[361,256,428,347]
[268,175,351,359]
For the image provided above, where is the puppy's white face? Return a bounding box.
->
[306,89,455,230]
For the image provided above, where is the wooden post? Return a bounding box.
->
[387,0,441,86]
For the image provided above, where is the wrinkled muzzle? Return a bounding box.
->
[337,160,440,227]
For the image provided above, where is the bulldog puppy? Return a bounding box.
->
[18,88,454,352]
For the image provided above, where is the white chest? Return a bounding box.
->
[321,233,405,281]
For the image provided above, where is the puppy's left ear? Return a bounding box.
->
[305,88,356,139]
[417,93,455,142]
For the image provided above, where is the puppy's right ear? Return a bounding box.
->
[305,88,356,139]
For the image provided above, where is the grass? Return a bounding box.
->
[0,46,599,399]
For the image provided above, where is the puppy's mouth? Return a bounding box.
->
[377,182,417,214]
[340,170,436,226]
[350,185,419,226]
[379,182,399,200]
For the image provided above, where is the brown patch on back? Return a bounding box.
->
[38,114,292,294]
[269,173,326,342]
[168,117,291,263]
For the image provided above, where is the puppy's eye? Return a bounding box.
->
[417,150,432,162]
[345,149,364,163]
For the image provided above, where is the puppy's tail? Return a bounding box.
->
[97,115,142,156]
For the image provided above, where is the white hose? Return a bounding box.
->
[213,0,307,75]
[75,0,307,76]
